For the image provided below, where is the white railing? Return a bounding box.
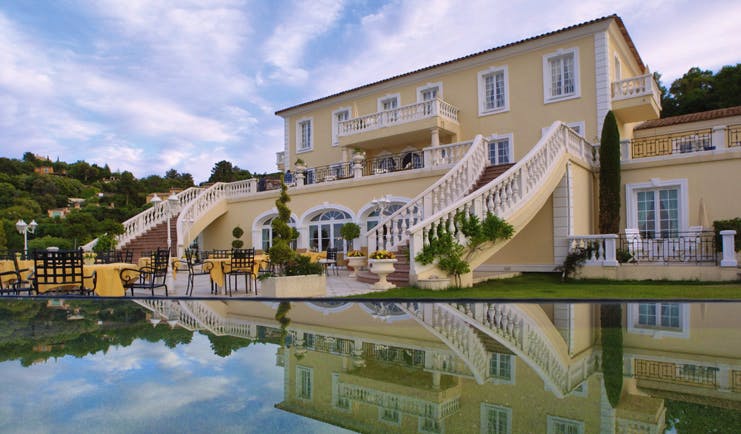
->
[408,122,594,270]
[179,301,261,338]
[338,98,459,137]
[337,381,460,419]
[612,73,660,107]
[367,136,485,253]
[114,186,204,249]
[445,303,598,396]
[133,299,200,331]
[401,303,490,385]
[568,235,619,266]
[176,179,257,255]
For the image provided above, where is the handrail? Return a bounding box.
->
[106,186,203,250]
[338,98,459,137]
[367,136,484,253]
[176,179,257,256]
[444,302,598,396]
[400,302,489,385]
[408,122,594,265]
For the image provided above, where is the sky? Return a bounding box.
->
[0,331,349,433]
[1,0,739,183]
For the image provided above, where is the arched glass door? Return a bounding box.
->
[308,210,352,252]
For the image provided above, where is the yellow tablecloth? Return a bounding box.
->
[0,259,33,286]
[301,251,327,263]
[203,255,267,288]
[86,262,138,297]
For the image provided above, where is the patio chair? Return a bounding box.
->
[318,247,339,276]
[184,248,213,296]
[222,248,256,296]
[32,249,97,296]
[120,248,170,297]
[207,249,231,259]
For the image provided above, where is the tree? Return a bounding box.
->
[0,222,6,251]
[599,111,621,234]
[600,304,623,408]
[339,222,360,250]
[659,64,741,117]
[268,177,296,271]
[231,226,244,249]
[208,160,236,183]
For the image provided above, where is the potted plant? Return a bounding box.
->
[294,158,306,171]
[351,148,366,164]
[345,249,366,278]
[368,250,397,290]
[83,251,97,265]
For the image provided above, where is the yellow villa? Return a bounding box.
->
[140,299,741,433]
[112,14,740,287]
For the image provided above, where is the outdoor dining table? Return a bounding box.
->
[85,262,138,296]
[202,254,268,289]
[0,259,33,287]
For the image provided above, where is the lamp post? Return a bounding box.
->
[15,219,38,255]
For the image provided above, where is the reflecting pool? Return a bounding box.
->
[1,300,740,433]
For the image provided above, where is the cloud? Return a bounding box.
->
[262,0,345,84]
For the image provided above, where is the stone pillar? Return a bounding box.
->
[432,372,441,390]
[430,127,440,147]
[720,230,737,267]
[712,125,727,150]
[603,235,619,266]
[620,139,632,161]
[248,178,258,192]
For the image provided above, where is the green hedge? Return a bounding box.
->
[713,218,741,251]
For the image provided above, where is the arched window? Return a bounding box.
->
[309,210,352,252]
[365,203,403,232]
[262,216,297,251]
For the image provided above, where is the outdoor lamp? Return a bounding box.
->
[16,219,38,253]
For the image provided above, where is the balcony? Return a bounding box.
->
[626,124,741,160]
[338,98,461,149]
[611,74,661,123]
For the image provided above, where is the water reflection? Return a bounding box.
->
[0,300,739,433]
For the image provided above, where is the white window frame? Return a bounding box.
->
[543,47,580,104]
[296,366,313,400]
[480,403,512,434]
[487,133,514,165]
[417,82,443,102]
[296,117,313,153]
[332,107,351,147]
[627,303,690,338]
[377,93,400,113]
[489,353,515,384]
[625,178,689,236]
[478,65,509,116]
[546,415,584,434]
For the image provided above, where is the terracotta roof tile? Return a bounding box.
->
[635,106,741,130]
[276,15,642,115]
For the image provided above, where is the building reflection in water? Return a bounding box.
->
[135,300,740,433]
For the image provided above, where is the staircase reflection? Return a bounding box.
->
[135,300,741,433]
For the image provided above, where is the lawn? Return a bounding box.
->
[348,273,741,300]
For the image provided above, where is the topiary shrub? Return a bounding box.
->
[231,226,244,248]
[339,222,360,250]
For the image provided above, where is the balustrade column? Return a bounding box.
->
[603,235,619,266]
[720,230,738,267]
[712,125,727,150]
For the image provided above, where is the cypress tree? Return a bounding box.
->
[269,176,296,271]
[599,111,621,234]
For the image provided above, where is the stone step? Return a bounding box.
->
[471,163,515,192]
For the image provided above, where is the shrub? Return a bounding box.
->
[283,255,323,276]
[713,218,741,251]
[339,222,360,249]
[555,249,587,281]
[93,233,117,253]
[28,236,74,251]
